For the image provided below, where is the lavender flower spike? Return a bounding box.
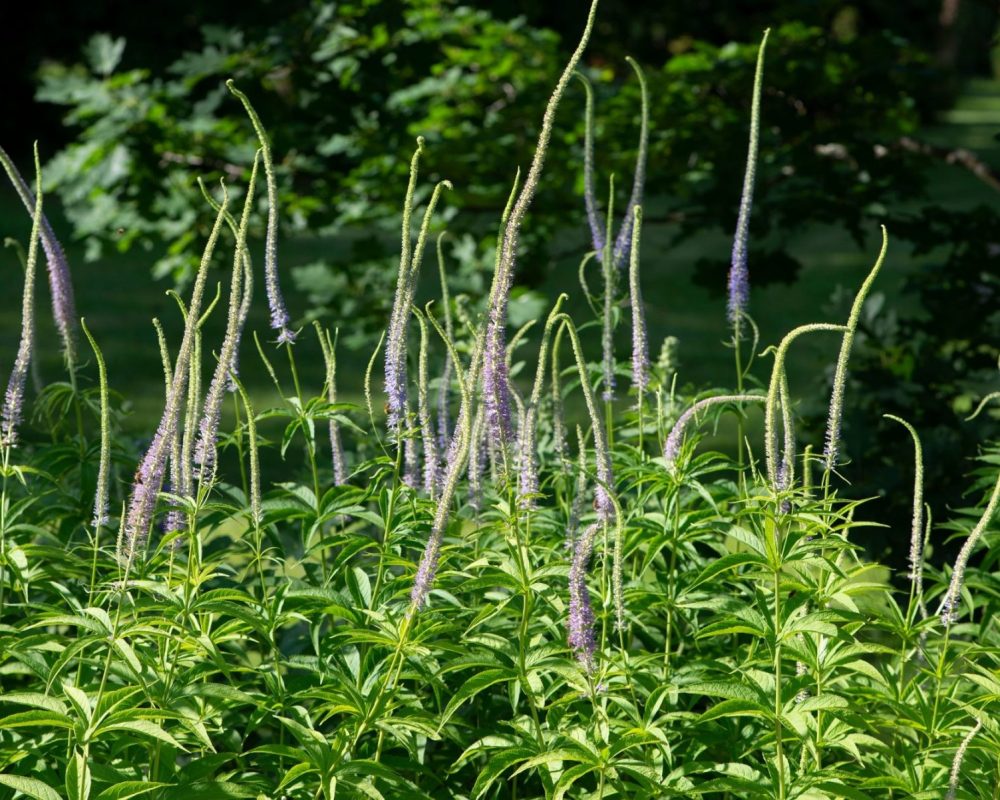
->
[577,73,605,258]
[824,226,888,470]
[81,319,110,530]
[385,138,426,430]
[727,29,769,330]
[484,0,600,452]
[315,322,347,485]
[946,720,983,800]
[884,414,926,611]
[518,295,568,507]
[611,57,649,270]
[663,394,765,468]
[226,80,296,344]
[627,206,648,394]
[568,522,599,672]
[937,465,1000,625]
[1,144,44,448]
[195,153,260,481]
[0,145,77,366]
[121,185,229,565]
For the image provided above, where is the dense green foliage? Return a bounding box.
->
[0,4,999,798]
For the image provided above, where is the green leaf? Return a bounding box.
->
[439,669,515,730]
[686,552,767,592]
[66,752,92,800]
[471,748,534,799]
[97,719,183,749]
[0,774,62,800]
[96,783,170,800]
[698,699,774,723]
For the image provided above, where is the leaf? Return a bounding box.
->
[0,710,74,729]
[471,748,534,799]
[66,752,92,800]
[439,669,515,730]
[95,783,170,800]
[698,699,774,723]
[686,553,767,592]
[0,774,62,800]
[0,692,68,715]
[98,719,183,749]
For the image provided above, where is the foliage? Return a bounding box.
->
[33,1,963,349]
[0,5,997,798]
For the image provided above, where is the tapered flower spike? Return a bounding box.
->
[415,310,439,497]
[556,315,614,521]
[946,720,983,800]
[81,318,110,531]
[568,521,599,672]
[727,29,770,332]
[1,144,44,448]
[435,232,454,458]
[550,323,568,461]
[577,57,649,272]
[152,318,185,535]
[565,426,588,551]
[824,226,888,470]
[385,138,426,430]
[386,159,452,436]
[611,57,649,269]
[195,154,260,482]
[600,175,617,402]
[410,320,488,611]
[577,73,605,259]
[764,323,845,488]
[884,414,926,613]
[484,0,600,454]
[0,145,77,367]
[937,466,1000,625]
[197,174,256,390]
[518,295,568,507]
[121,185,229,565]
[315,323,347,485]
[628,206,648,394]
[663,394,765,468]
[226,80,296,344]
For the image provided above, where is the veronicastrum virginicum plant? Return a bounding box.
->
[0,4,996,800]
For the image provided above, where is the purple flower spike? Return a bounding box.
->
[578,74,606,259]
[568,522,599,672]
[664,394,766,468]
[727,30,769,329]
[226,81,296,345]
[0,146,77,365]
[121,184,229,564]
[1,146,44,448]
[482,317,514,447]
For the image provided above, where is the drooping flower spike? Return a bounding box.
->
[195,152,261,482]
[577,56,650,271]
[1,144,44,448]
[0,145,77,367]
[483,0,600,454]
[823,226,888,470]
[120,184,229,565]
[727,28,770,333]
[884,414,927,617]
[227,80,296,345]
[315,322,347,486]
[81,319,111,531]
[663,394,765,468]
